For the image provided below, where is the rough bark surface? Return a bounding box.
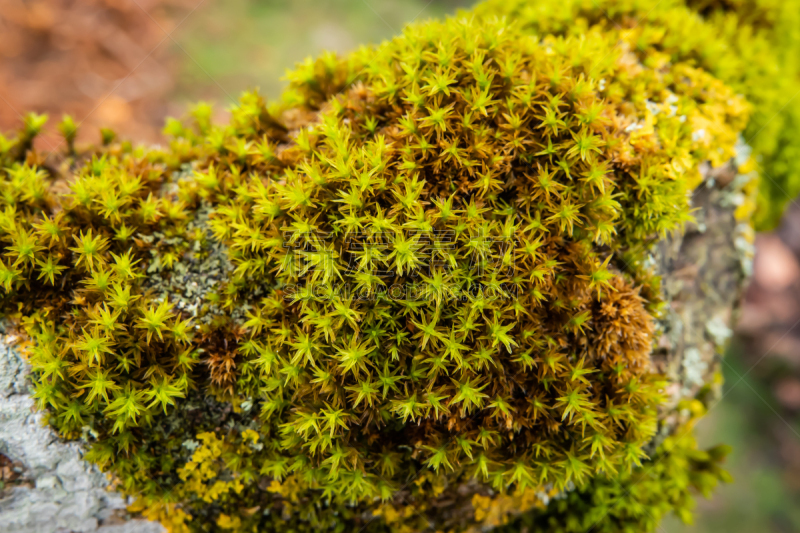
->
[652,155,754,426]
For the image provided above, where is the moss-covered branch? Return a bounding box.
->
[1,0,797,531]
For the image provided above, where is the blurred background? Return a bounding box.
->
[1,1,799,532]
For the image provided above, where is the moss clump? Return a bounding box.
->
[492,402,731,533]
[475,0,800,229]
[0,1,767,532]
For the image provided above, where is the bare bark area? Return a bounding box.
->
[653,157,754,428]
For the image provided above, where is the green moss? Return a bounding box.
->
[475,0,800,229]
[0,1,768,532]
[492,404,732,533]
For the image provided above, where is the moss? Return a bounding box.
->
[492,402,732,533]
[475,0,800,230]
[0,1,772,532]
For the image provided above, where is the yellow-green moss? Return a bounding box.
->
[492,403,731,533]
[0,1,767,532]
[475,0,800,229]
